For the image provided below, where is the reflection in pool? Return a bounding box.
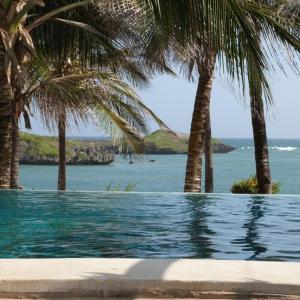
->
[0,191,299,261]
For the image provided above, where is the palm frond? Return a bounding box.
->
[21,56,169,153]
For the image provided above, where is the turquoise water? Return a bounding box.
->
[0,191,299,260]
[20,138,300,193]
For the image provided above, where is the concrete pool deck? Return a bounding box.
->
[0,259,300,299]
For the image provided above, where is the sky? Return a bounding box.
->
[22,66,300,139]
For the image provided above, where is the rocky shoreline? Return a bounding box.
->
[20,147,114,165]
[19,135,115,165]
[145,142,235,154]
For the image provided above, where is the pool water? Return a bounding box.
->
[0,191,299,261]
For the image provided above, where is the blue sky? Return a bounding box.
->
[22,66,300,139]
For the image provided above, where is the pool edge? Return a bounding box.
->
[0,259,299,298]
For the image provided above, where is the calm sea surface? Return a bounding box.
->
[0,191,299,260]
[20,138,300,194]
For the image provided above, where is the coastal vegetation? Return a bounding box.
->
[231,176,281,194]
[0,0,299,193]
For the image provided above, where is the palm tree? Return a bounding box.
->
[12,56,168,190]
[183,49,216,192]
[248,0,300,194]
[0,0,98,188]
[248,57,273,194]
[0,0,148,188]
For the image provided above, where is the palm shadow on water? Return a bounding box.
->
[185,193,216,258]
[232,196,268,260]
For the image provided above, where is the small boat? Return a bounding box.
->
[149,159,156,163]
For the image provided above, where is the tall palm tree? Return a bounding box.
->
[0,0,31,189]
[0,0,93,188]
[183,48,217,192]
[0,0,149,188]
[247,0,299,193]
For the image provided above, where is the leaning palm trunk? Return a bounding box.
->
[248,25,272,194]
[204,114,213,193]
[10,120,21,189]
[0,42,13,189]
[184,52,216,192]
[250,83,272,194]
[58,112,67,191]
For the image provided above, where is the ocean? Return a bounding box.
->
[19,138,300,194]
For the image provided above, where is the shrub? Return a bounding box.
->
[124,183,137,192]
[231,176,280,194]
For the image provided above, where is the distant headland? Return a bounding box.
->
[144,130,235,154]
[19,130,235,165]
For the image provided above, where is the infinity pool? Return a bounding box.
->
[0,191,299,261]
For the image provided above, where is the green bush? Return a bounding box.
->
[231,176,280,194]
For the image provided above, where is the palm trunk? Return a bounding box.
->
[204,114,213,193]
[58,112,66,191]
[0,42,13,189]
[184,52,216,192]
[10,120,21,189]
[10,85,24,189]
[248,27,272,194]
[250,85,272,194]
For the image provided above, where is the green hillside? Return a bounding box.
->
[20,132,114,164]
[145,130,188,153]
[144,130,229,154]
[19,130,234,161]
[21,132,86,159]
[21,132,61,158]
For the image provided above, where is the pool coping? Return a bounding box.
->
[0,259,300,299]
[2,190,300,197]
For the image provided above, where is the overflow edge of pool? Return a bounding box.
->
[0,259,299,299]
